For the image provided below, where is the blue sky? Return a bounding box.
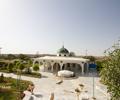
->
[0,0,120,56]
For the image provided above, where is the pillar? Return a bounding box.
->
[80,63,84,75]
[43,62,45,72]
[51,63,54,72]
[60,63,63,70]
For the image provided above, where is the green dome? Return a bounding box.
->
[58,46,69,54]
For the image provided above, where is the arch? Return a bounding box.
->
[33,60,41,68]
[34,61,39,64]
[74,63,82,73]
[45,62,52,71]
[53,63,61,72]
[62,63,71,70]
[62,63,82,73]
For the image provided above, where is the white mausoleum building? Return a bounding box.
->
[33,46,89,74]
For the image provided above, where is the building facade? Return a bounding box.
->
[33,46,89,74]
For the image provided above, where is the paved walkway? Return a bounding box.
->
[0,72,110,100]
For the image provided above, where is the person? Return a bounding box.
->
[22,83,37,100]
[50,93,54,100]
[28,83,35,94]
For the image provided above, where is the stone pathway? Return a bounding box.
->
[0,72,110,100]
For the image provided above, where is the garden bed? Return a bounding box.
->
[0,70,42,78]
[0,76,32,100]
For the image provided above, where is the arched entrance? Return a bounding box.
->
[34,61,39,64]
[62,63,82,73]
[62,63,71,70]
[53,63,61,72]
[69,63,82,73]
[44,62,52,72]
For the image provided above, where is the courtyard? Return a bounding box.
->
[0,71,109,100]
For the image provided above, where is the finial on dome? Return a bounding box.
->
[62,42,64,48]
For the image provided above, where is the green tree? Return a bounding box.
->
[7,54,16,60]
[19,63,25,72]
[96,60,104,72]
[69,52,75,57]
[7,63,14,72]
[18,54,30,61]
[24,60,32,74]
[84,56,96,62]
[100,40,120,100]
[14,59,32,74]
[11,60,18,72]
[33,64,39,72]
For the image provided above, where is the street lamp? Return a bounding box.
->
[89,62,97,100]
[92,68,96,100]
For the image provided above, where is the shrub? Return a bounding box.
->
[100,40,120,100]
[7,63,14,73]
[0,73,4,83]
[96,60,103,72]
[33,64,39,72]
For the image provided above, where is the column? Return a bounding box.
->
[80,63,84,75]
[43,62,45,72]
[60,63,63,70]
[51,63,54,72]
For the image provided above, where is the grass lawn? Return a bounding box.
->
[0,76,32,100]
[21,72,41,78]
[0,89,19,100]
[0,70,41,78]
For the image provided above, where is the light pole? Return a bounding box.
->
[93,71,95,97]
[85,49,88,57]
[92,68,96,100]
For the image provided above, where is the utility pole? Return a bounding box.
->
[92,68,97,100]
[93,72,95,97]
[85,49,88,57]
